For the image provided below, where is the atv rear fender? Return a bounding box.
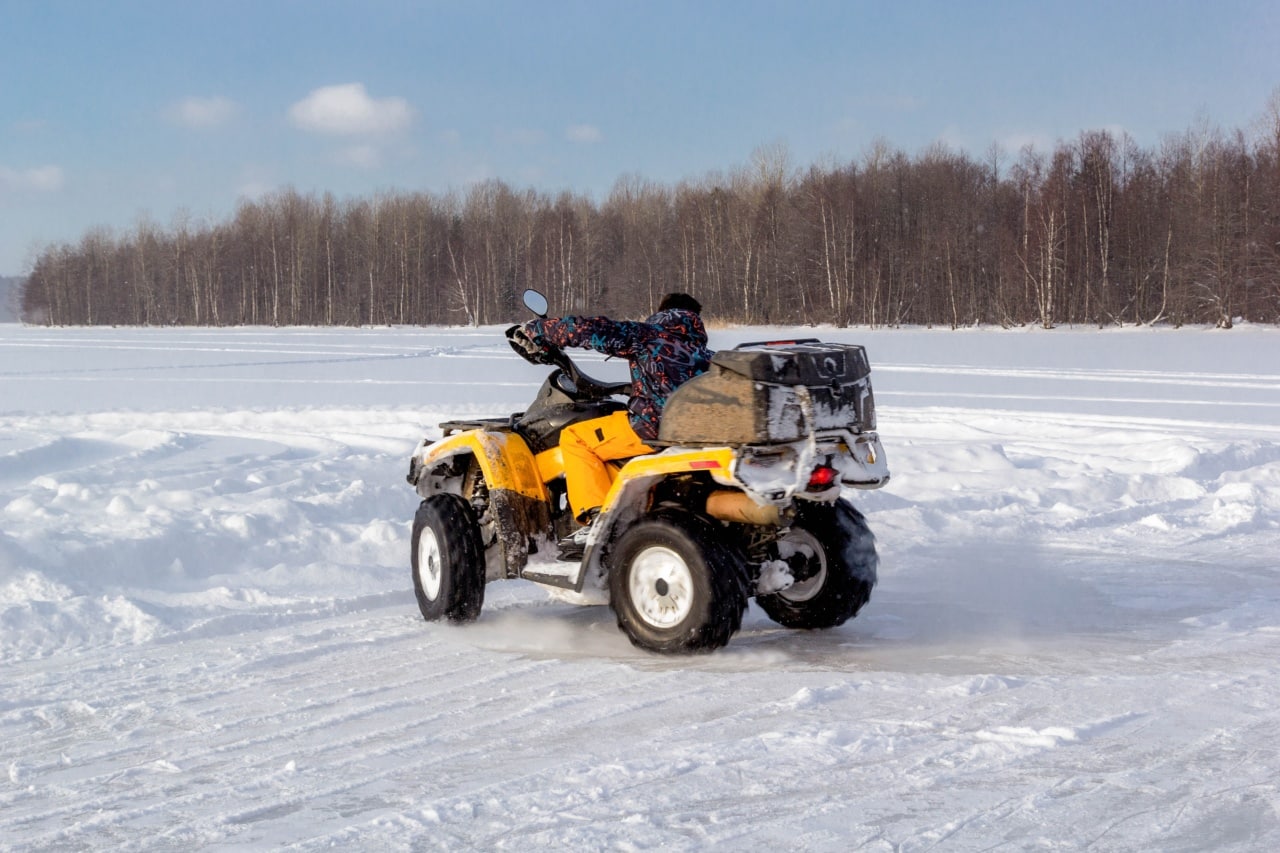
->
[564,447,744,594]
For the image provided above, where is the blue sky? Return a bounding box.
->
[2,0,1278,275]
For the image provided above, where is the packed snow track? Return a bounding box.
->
[2,324,1279,850]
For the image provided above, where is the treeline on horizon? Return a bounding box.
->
[19,110,1280,330]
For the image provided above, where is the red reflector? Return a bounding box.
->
[689,460,722,469]
[807,466,837,488]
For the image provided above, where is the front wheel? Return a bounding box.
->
[756,499,877,630]
[411,494,485,623]
[608,512,748,654]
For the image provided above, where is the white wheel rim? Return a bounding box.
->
[778,529,826,602]
[628,545,695,629]
[417,527,443,601]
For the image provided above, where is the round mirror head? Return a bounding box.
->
[522,289,549,317]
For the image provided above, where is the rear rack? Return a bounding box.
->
[439,416,518,436]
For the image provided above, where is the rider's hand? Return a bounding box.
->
[511,322,543,357]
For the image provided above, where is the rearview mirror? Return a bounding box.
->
[522,289,549,318]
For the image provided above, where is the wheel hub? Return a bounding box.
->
[629,545,694,629]
[417,528,443,601]
[775,528,826,602]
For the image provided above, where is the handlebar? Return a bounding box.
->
[505,324,630,402]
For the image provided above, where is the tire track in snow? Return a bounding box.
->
[2,612,532,843]
[881,361,1280,391]
[3,605,736,848]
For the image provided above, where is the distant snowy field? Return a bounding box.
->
[2,321,1279,850]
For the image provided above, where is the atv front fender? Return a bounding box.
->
[412,430,546,501]
[410,429,551,579]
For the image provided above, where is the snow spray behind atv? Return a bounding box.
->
[405,290,889,654]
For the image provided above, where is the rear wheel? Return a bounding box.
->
[608,511,748,654]
[411,494,485,623]
[756,499,877,629]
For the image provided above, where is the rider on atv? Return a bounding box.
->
[512,293,713,555]
[408,287,886,652]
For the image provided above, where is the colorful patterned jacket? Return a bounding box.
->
[525,309,713,441]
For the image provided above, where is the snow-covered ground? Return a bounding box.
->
[2,321,1279,850]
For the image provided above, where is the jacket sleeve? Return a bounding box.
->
[529,316,647,358]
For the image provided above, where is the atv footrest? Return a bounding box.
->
[521,564,581,591]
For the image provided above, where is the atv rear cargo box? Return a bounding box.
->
[658,340,877,446]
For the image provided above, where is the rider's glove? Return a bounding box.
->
[511,322,543,357]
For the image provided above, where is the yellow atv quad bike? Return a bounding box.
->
[405,290,889,654]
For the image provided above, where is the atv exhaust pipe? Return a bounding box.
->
[705,490,783,526]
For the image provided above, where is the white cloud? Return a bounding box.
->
[288,83,412,136]
[335,144,381,169]
[565,124,603,144]
[171,95,239,129]
[0,165,65,192]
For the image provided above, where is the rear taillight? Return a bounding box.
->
[807,465,838,490]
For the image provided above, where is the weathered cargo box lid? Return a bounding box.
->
[712,340,870,386]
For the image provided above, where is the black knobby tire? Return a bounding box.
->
[411,494,485,623]
[608,511,749,654]
[756,499,877,630]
